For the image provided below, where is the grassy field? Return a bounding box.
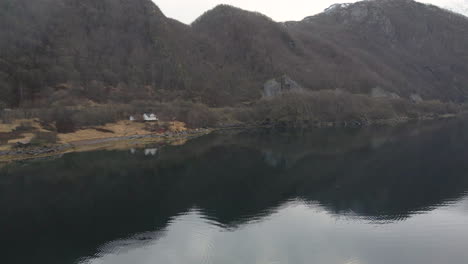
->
[0,118,190,152]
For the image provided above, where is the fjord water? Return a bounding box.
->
[2,120,468,264]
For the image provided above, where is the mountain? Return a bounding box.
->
[192,5,297,103]
[288,0,468,101]
[0,0,468,108]
[0,0,219,106]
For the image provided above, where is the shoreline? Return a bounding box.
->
[0,113,461,163]
[0,129,213,163]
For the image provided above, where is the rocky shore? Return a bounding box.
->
[0,128,212,163]
[0,112,460,163]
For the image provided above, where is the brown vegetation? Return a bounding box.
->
[1,91,463,140]
[242,90,461,127]
[1,0,468,108]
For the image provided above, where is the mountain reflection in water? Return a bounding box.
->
[1,119,468,264]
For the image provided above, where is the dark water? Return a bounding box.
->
[2,120,468,264]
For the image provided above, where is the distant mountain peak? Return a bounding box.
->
[324,3,353,13]
[306,0,464,26]
[210,4,243,12]
[192,3,274,26]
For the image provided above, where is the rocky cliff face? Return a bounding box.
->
[263,75,304,98]
[1,0,468,107]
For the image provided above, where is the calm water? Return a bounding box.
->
[1,120,468,264]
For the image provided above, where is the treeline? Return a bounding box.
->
[241,90,461,127]
[0,100,220,132]
[1,90,463,135]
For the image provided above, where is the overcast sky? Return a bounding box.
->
[153,0,468,24]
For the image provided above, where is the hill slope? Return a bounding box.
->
[291,0,468,100]
[1,0,468,108]
[0,0,218,106]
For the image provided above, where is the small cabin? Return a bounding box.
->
[143,113,158,122]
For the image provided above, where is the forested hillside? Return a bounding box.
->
[1,0,467,108]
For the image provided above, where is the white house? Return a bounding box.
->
[143,113,158,121]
